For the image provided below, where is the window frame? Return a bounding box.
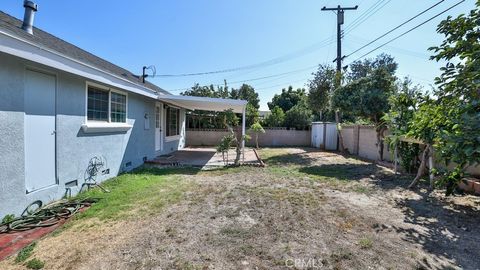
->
[165,106,181,138]
[85,82,128,124]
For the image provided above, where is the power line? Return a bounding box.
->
[151,37,334,78]
[347,0,465,63]
[343,0,391,35]
[167,65,318,92]
[345,0,445,58]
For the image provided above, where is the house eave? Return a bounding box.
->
[0,29,159,99]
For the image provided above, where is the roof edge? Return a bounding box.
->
[0,28,162,98]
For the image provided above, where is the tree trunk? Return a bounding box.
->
[335,111,346,153]
[255,134,259,149]
[408,145,429,189]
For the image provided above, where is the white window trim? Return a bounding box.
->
[165,106,181,139]
[84,82,132,133]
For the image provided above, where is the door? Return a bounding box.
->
[24,69,56,193]
[155,103,163,151]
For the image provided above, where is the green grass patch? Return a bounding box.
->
[25,258,45,269]
[75,166,199,220]
[15,242,36,263]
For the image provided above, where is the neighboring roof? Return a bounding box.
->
[0,11,169,95]
[158,95,247,113]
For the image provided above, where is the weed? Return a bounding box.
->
[358,237,373,249]
[25,258,45,269]
[15,242,36,263]
[1,214,15,224]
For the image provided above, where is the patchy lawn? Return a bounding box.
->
[1,148,479,270]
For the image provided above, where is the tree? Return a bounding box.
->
[346,53,398,82]
[220,109,250,166]
[307,64,336,120]
[263,106,285,127]
[407,2,480,194]
[267,86,307,112]
[383,78,426,173]
[332,67,396,159]
[230,84,260,109]
[230,84,260,126]
[284,100,313,130]
[249,122,265,149]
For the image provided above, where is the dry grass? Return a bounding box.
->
[1,148,479,270]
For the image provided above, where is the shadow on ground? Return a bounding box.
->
[261,148,480,269]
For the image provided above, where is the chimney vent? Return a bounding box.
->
[21,1,38,35]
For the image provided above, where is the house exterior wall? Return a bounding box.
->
[0,52,184,217]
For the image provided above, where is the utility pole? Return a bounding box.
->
[321,5,357,152]
[321,5,358,72]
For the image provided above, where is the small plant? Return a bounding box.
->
[249,122,265,149]
[15,242,36,263]
[358,237,373,249]
[26,258,45,269]
[1,214,15,224]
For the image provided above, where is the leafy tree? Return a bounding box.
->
[267,86,308,112]
[407,2,480,194]
[346,53,398,82]
[333,67,396,159]
[263,106,285,127]
[249,122,265,149]
[307,64,337,120]
[230,84,260,109]
[230,84,260,127]
[284,100,313,130]
[383,78,425,172]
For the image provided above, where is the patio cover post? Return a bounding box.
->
[242,106,246,161]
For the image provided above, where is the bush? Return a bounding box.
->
[284,104,313,130]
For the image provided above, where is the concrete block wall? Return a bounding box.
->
[341,125,479,176]
[186,128,311,147]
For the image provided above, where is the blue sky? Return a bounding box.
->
[1,0,474,110]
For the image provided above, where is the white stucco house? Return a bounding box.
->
[0,2,247,217]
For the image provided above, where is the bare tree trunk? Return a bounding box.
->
[335,111,346,153]
[255,134,259,149]
[408,145,429,189]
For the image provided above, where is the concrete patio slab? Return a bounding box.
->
[146,147,260,168]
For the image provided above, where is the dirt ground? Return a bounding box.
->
[1,148,479,270]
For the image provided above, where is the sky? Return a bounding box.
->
[1,0,475,110]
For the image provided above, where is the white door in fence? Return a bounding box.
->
[155,103,163,152]
[24,69,57,193]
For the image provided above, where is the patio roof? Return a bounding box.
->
[158,95,247,113]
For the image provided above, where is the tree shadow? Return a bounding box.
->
[298,163,379,181]
[131,166,202,176]
[373,193,480,269]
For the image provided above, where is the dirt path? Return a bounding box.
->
[2,148,479,270]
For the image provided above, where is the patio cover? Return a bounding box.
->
[158,94,248,159]
[157,95,247,113]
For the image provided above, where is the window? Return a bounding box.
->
[110,92,126,123]
[87,85,127,123]
[87,87,109,121]
[166,107,180,137]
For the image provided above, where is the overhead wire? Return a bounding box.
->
[344,0,446,58]
[346,0,465,64]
